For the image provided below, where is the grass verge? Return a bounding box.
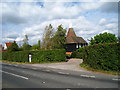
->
[80,63,120,76]
[0,60,67,64]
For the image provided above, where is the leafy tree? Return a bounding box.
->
[89,32,118,45]
[52,25,66,49]
[22,35,31,50]
[42,24,54,49]
[31,40,41,50]
[32,44,39,50]
[7,41,19,52]
[38,40,41,49]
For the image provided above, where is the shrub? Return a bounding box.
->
[71,47,85,59]
[7,42,19,52]
[72,43,120,71]
[66,54,71,59]
[2,49,66,63]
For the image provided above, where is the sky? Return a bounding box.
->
[1,0,119,46]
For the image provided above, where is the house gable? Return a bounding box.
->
[4,42,13,50]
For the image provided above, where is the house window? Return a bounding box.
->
[79,44,81,48]
[76,44,79,48]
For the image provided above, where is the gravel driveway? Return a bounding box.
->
[28,58,86,72]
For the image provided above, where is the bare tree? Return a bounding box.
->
[42,24,54,49]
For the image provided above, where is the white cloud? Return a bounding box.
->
[80,2,102,11]
[100,30,113,34]
[2,38,15,42]
[1,2,118,44]
[99,0,119,2]
[105,24,116,29]
[4,32,19,39]
[1,2,108,25]
[99,18,107,25]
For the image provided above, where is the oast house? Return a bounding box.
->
[66,28,88,52]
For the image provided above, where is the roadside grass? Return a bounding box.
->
[0,60,67,64]
[80,63,120,76]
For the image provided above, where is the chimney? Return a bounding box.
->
[13,41,16,43]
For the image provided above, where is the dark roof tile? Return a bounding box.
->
[66,28,87,44]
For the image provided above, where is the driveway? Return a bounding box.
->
[28,58,89,72]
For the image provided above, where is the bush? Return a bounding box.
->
[71,43,120,71]
[7,42,19,52]
[2,49,66,63]
[66,54,71,59]
[71,47,85,59]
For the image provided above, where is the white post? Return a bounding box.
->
[29,54,32,63]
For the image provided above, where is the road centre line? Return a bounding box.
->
[14,65,18,66]
[80,75,95,78]
[112,78,120,81]
[0,70,29,80]
[58,72,69,75]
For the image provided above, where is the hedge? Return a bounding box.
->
[71,43,120,71]
[2,49,66,63]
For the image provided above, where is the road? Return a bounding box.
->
[1,63,120,88]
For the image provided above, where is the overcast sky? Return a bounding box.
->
[1,0,119,46]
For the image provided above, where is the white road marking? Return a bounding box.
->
[66,89,71,90]
[42,82,45,83]
[58,72,69,75]
[80,75,89,77]
[0,70,28,80]
[112,78,120,81]
[89,76,95,78]
[77,83,81,86]
[80,75,95,78]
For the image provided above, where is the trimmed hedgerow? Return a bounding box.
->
[71,43,120,71]
[2,49,66,63]
[31,49,66,63]
[2,51,29,62]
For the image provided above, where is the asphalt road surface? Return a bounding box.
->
[1,63,120,88]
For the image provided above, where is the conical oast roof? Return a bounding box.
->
[66,28,76,37]
[66,28,87,44]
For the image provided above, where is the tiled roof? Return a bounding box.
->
[67,28,76,37]
[66,52,72,55]
[6,42,13,48]
[76,37,87,43]
[66,28,87,44]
